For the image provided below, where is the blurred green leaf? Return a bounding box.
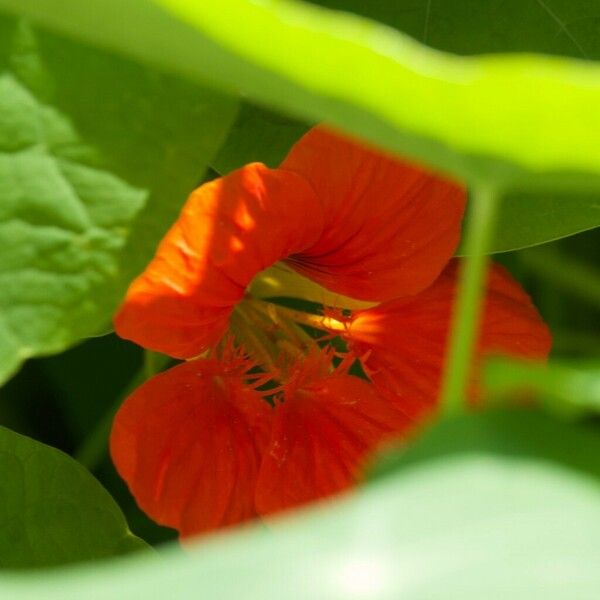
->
[0,16,237,384]
[3,0,600,182]
[144,0,600,183]
[211,102,308,174]
[484,357,600,416]
[370,408,600,481]
[213,1,600,254]
[1,410,600,595]
[9,0,596,253]
[460,190,600,254]
[518,244,600,306]
[0,426,148,568]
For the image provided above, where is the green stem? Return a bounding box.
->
[74,350,170,471]
[440,183,500,414]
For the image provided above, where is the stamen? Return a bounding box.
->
[249,298,347,333]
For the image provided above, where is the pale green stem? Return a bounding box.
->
[440,184,500,414]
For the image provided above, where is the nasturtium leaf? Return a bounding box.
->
[0,426,148,568]
[0,15,237,384]
[11,0,597,253]
[484,357,600,416]
[370,408,600,482]
[0,32,144,384]
[164,0,600,254]
[211,102,309,175]
[4,0,600,182]
[312,0,599,60]
[133,0,600,183]
[1,411,600,596]
[456,189,600,254]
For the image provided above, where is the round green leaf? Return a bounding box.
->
[0,16,237,385]
[0,426,148,568]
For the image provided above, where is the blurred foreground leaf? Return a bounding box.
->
[0,16,236,384]
[371,408,600,481]
[10,0,596,253]
[5,0,600,180]
[153,0,600,184]
[0,426,148,568]
[484,357,600,416]
[210,0,600,254]
[0,410,599,595]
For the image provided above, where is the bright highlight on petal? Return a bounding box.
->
[345,260,552,420]
[110,125,552,540]
[114,164,323,358]
[114,126,466,357]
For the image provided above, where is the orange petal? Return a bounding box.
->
[346,260,552,420]
[110,359,272,538]
[114,163,323,358]
[281,126,466,301]
[254,373,409,517]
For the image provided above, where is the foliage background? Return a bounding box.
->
[0,0,598,596]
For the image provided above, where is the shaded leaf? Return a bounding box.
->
[312,0,600,60]
[370,408,600,481]
[0,426,148,568]
[484,357,600,416]
[211,102,308,174]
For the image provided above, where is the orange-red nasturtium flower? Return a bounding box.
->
[111,126,551,538]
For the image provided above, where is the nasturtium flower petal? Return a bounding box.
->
[115,126,466,358]
[109,125,551,539]
[254,373,410,516]
[281,126,466,300]
[345,260,552,421]
[114,163,324,358]
[110,359,272,537]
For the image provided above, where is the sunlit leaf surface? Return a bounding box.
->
[0,15,236,383]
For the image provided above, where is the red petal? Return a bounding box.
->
[281,126,466,301]
[346,260,552,420]
[254,373,409,516]
[114,164,323,358]
[110,359,272,538]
